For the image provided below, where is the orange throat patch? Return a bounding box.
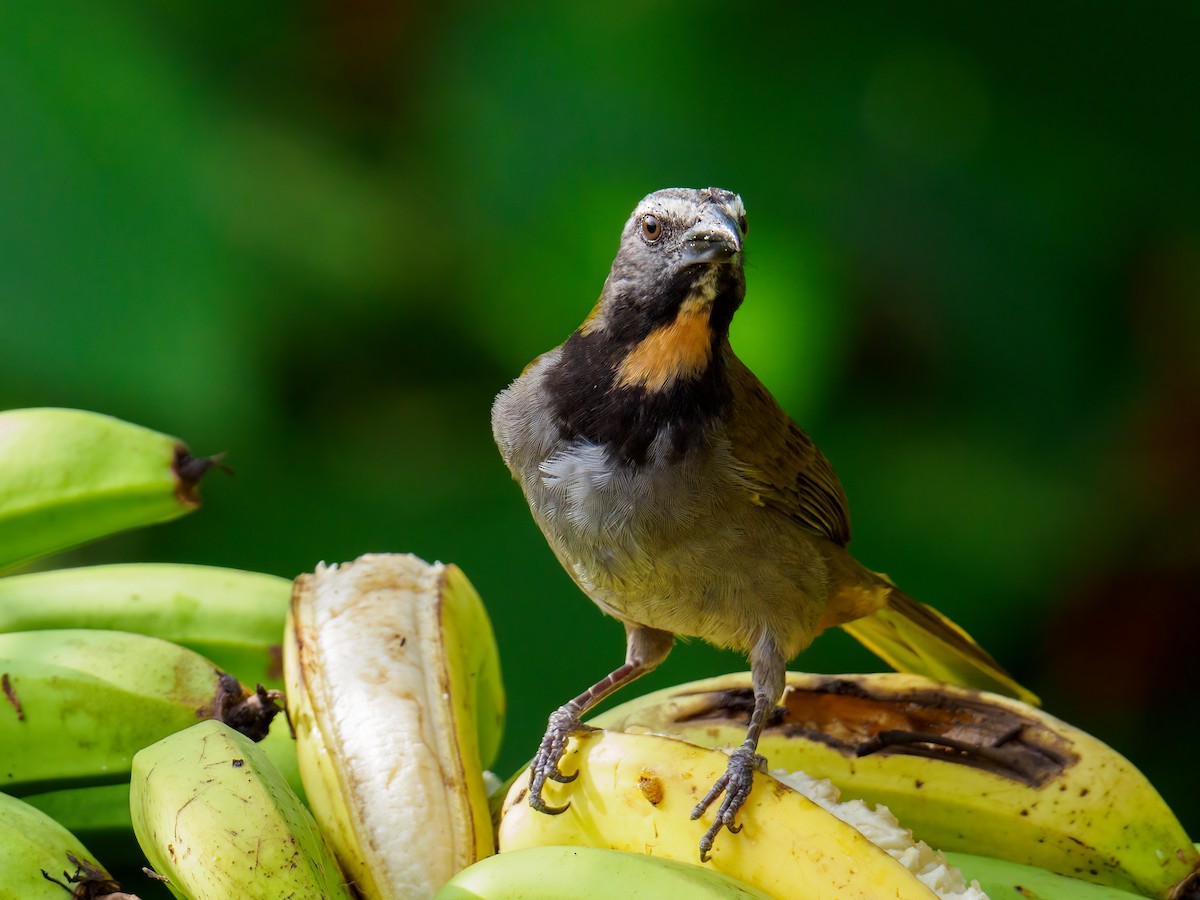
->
[616,293,715,392]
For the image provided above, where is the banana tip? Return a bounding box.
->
[173,446,231,505]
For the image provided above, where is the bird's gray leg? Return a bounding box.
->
[528,624,673,814]
[691,634,786,861]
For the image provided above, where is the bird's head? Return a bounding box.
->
[545,188,749,463]
[580,187,748,392]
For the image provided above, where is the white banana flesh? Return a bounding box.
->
[284,553,503,900]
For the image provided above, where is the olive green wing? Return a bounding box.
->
[724,350,852,546]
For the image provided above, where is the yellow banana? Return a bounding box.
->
[497,729,945,900]
[0,789,135,899]
[130,719,351,899]
[592,671,1200,898]
[284,553,503,900]
[0,628,279,795]
[0,562,290,689]
[435,845,777,899]
[0,407,218,572]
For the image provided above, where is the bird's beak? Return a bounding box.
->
[681,210,742,266]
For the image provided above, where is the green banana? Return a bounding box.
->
[0,562,290,689]
[0,628,279,795]
[592,671,1200,899]
[946,852,1151,900]
[22,711,303,865]
[497,729,945,900]
[285,553,504,900]
[0,407,218,572]
[130,719,351,899]
[22,782,134,868]
[435,845,777,899]
[0,789,135,899]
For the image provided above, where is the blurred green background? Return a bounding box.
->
[3,0,1197,845]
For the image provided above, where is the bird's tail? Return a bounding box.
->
[839,580,1041,707]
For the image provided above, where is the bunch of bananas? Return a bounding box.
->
[0,407,1195,900]
[0,408,301,896]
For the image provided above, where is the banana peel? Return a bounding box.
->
[498,729,940,900]
[591,671,1200,898]
[284,553,504,899]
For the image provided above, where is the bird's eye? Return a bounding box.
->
[641,214,662,243]
[737,214,749,236]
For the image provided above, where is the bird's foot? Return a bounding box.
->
[690,744,767,861]
[528,706,593,815]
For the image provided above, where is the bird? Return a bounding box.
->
[491,186,1038,860]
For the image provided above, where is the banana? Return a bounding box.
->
[130,719,351,899]
[0,407,218,572]
[22,782,133,867]
[284,553,504,900]
[0,789,137,899]
[434,845,777,899]
[0,562,290,689]
[449,847,1144,900]
[497,729,945,900]
[945,852,1152,900]
[21,711,304,864]
[0,628,279,795]
[591,671,1200,899]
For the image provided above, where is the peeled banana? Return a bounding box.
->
[0,628,279,795]
[497,728,943,900]
[130,719,351,899]
[0,789,134,899]
[0,407,217,572]
[435,845,777,899]
[0,562,290,688]
[592,671,1200,899]
[284,553,504,900]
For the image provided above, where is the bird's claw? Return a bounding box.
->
[528,794,570,815]
[527,706,592,815]
[690,745,766,861]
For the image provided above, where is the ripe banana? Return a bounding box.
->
[0,628,279,795]
[130,719,351,899]
[497,729,944,900]
[0,789,134,899]
[0,562,290,689]
[0,407,218,572]
[945,852,1151,900]
[435,845,777,899]
[284,553,504,900]
[592,671,1200,899]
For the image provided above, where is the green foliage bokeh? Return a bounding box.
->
[2,0,1196,841]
